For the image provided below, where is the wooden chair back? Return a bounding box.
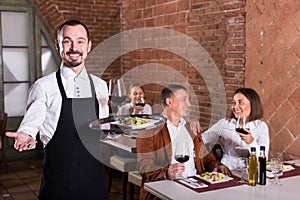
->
[0,111,8,165]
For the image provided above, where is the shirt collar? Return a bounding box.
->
[60,64,89,81]
[166,117,186,128]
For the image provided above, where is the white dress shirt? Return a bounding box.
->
[202,118,270,170]
[17,65,109,147]
[167,118,197,177]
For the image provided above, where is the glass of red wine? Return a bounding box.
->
[174,141,190,179]
[235,115,249,135]
[135,97,145,107]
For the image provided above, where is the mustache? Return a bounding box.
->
[66,51,83,56]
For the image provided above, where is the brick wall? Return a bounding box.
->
[119,0,246,128]
[31,0,122,80]
[246,0,300,160]
[32,0,300,159]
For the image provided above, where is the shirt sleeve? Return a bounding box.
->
[117,104,130,115]
[17,81,47,140]
[202,119,225,144]
[143,104,152,115]
[249,121,270,159]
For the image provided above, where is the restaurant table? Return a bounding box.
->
[101,134,137,153]
[144,159,300,200]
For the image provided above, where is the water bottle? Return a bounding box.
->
[248,147,258,186]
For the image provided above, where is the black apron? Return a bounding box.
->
[39,70,109,200]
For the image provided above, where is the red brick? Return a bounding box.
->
[269,101,295,132]
[288,86,300,112]
[286,137,300,160]
[291,37,300,58]
[287,111,300,138]
[270,128,294,156]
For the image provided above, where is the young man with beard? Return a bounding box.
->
[6,20,109,200]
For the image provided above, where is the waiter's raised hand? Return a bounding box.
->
[5,132,35,152]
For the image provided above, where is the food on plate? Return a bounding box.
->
[199,172,225,182]
[119,117,149,126]
[266,162,294,171]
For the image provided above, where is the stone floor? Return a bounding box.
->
[0,159,139,200]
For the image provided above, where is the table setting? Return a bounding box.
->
[145,159,300,200]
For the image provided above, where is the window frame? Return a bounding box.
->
[0,1,60,130]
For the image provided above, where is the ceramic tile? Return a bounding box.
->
[1,159,140,200]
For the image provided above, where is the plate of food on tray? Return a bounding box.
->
[89,114,166,133]
[196,172,233,184]
[110,116,158,129]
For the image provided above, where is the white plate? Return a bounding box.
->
[196,172,233,184]
[266,163,295,172]
[111,117,158,129]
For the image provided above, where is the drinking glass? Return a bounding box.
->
[270,158,282,186]
[174,141,190,179]
[108,78,127,104]
[135,97,145,107]
[237,157,248,183]
[235,115,249,135]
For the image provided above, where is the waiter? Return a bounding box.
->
[6,20,109,200]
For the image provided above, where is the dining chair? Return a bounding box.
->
[109,154,137,200]
[128,171,142,200]
[0,111,8,165]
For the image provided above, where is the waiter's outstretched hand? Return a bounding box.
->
[5,132,35,152]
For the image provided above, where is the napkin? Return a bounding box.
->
[178,178,208,189]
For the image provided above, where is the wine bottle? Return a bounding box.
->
[248,147,258,186]
[259,146,266,185]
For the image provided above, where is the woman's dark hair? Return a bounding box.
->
[231,87,264,121]
[57,19,90,40]
[161,84,187,107]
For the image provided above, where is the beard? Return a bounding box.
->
[64,51,83,68]
[64,60,82,68]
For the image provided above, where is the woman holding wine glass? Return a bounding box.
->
[117,82,152,115]
[136,84,231,200]
[201,87,270,170]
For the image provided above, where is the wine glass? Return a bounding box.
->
[135,97,145,107]
[237,157,248,183]
[108,78,127,105]
[235,115,249,135]
[270,158,283,186]
[174,141,190,179]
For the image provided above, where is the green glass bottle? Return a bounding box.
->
[248,147,258,186]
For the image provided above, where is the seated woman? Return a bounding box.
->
[201,87,270,170]
[117,83,152,115]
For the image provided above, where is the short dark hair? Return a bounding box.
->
[231,87,264,121]
[161,84,187,107]
[57,19,90,40]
